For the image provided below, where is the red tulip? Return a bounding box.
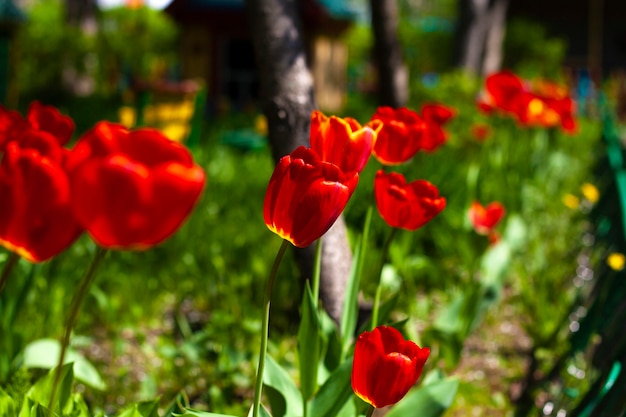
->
[264,146,358,247]
[27,101,75,146]
[370,107,426,165]
[374,170,446,231]
[468,201,505,235]
[310,110,378,174]
[351,325,430,408]
[67,121,206,249]
[0,142,83,262]
[480,70,525,114]
[420,103,455,152]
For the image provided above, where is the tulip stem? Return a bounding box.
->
[365,405,375,417]
[370,227,398,330]
[252,239,290,417]
[0,252,20,296]
[311,238,323,307]
[48,246,108,411]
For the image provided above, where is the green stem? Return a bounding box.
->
[365,405,376,417]
[311,238,323,307]
[370,227,398,330]
[0,252,20,296]
[252,239,289,417]
[48,246,108,411]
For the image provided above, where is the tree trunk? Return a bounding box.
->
[369,0,407,107]
[244,0,353,325]
[482,0,509,75]
[455,0,509,77]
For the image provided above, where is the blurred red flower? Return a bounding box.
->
[468,200,506,236]
[310,110,379,174]
[27,101,75,146]
[67,122,206,249]
[420,103,455,151]
[264,146,358,247]
[351,325,430,408]
[471,123,491,141]
[370,107,426,165]
[374,170,446,230]
[478,71,578,133]
[0,141,83,262]
[0,102,75,152]
[478,70,525,114]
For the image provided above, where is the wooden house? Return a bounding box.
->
[164,0,361,114]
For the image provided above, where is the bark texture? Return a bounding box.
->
[455,0,509,76]
[244,0,353,325]
[370,0,407,107]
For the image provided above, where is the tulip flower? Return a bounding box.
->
[478,70,525,114]
[0,141,83,262]
[351,325,430,409]
[264,146,358,247]
[420,103,455,152]
[468,201,505,235]
[310,110,378,174]
[374,170,446,231]
[370,106,426,165]
[27,101,75,146]
[67,121,206,249]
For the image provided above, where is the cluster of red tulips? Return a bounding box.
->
[264,104,453,250]
[0,97,514,415]
[263,104,456,412]
[478,70,578,133]
[0,101,206,264]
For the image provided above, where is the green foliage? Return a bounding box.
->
[96,6,179,91]
[16,0,92,98]
[503,18,568,79]
[16,0,178,99]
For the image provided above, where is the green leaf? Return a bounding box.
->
[263,354,302,417]
[175,410,240,417]
[385,373,459,417]
[297,282,323,401]
[246,404,272,417]
[0,387,17,416]
[20,363,74,416]
[117,399,160,417]
[22,338,107,391]
[308,358,354,417]
[340,206,372,354]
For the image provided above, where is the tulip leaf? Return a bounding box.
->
[298,282,323,402]
[340,206,373,354]
[245,404,272,417]
[0,387,17,416]
[175,410,240,417]
[384,373,459,417]
[117,399,160,417]
[22,338,107,391]
[308,357,354,417]
[20,363,74,416]
[263,354,302,417]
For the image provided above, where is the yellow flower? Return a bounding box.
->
[581,183,600,203]
[607,253,625,271]
[562,193,580,209]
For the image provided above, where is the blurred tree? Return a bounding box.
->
[65,0,97,27]
[370,0,407,107]
[244,0,353,325]
[454,0,509,76]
